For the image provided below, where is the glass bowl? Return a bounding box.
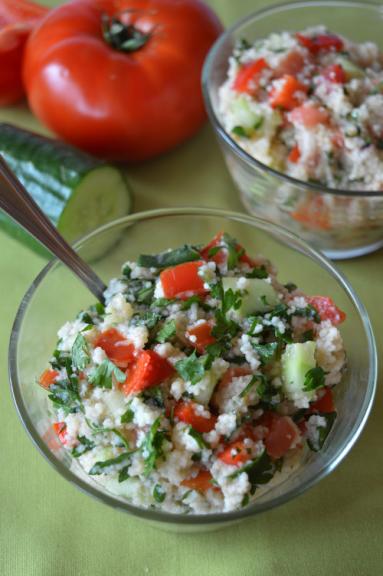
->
[9,208,376,531]
[202,0,383,260]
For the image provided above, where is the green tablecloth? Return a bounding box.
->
[1,1,382,574]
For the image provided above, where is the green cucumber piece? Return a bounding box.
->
[281,342,316,400]
[192,370,220,405]
[230,96,264,137]
[0,123,133,257]
[336,56,364,80]
[222,277,280,317]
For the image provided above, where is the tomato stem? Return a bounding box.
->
[102,13,150,52]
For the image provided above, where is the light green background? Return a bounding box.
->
[1,1,382,574]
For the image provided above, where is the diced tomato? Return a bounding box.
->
[309,387,335,414]
[160,260,207,299]
[52,422,67,444]
[323,63,346,84]
[331,129,344,149]
[181,470,219,492]
[121,350,174,395]
[219,366,253,388]
[174,401,217,433]
[39,368,59,389]
[200,232,260,269]
[290,103,329,127]
[233,57,268,93]
[296,33,344,54]
[186,321,216,353]
[307,296,346,325]
[218,439,252,466]
[264,415,300,459]
[288,145,301,163]
[269,75,307,111]
[291,196,331,231]
[275,50,305,76]
[94,328,135,368]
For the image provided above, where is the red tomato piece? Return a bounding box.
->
[288,145,301,163]
[181,470,219,492]
[309,387,335,414]
[233,57,268,93]
[39,368,59,389]
[264,415,300,459]
[186,322,216,353]
[94,328,135,368]
[160,260,207,299]
[52,422,67,444]
[121,350,174,395]
[269,75,307,111]
[218,439,252,466]
[174,401,217,433]
[200,232,259,268]
[23,0,223,161]
[296,32,344,54]
[275,50,305,76]
[323,63,347,84]
[290,103,329,127]
[0,0,48,106]
[291,196,331,231]
[219,366,253,389]
[307,296,346,325]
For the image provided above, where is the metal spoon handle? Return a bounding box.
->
[0,155,107,302]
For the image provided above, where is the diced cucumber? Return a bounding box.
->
[192,370,220,405]
[230,96,264,137]
[336,56,364,80]
[222,277,280,317]
[0,123,133,257]
[281,342,316,400]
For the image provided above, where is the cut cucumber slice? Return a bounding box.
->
[0,123,133,257]
[192,370,220,405]
[281,341,316,401]
[222,277,280,317]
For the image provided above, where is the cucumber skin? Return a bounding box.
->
[0,123,125,256]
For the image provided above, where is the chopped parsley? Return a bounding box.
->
[71,333,90,371]
[252,342,279,365]
[175,351,209,385]
[153,484,166,503]
[188,427,209,449]
[142,418,168,476]
[89,451,134,476]
[137,245,200,268]
[71,435,95,458]
[89,359,126,389]
[156,320,177,343]
[303,367,326,391]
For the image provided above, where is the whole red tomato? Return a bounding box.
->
[23,0,223,161]
[0,0,48,106]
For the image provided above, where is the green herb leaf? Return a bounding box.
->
[112,429,130,450]
[156,320,177,343]
[71,333,90,371]
[181,295,211,312]
[252,342,279,365]
[122,264,132,278]
[137,245,200,268]
[140,386,165,409]
[71,435,95,458]
[307,412,336,452]
[89,302,105,316]
[175,351,208,385]
[230,451,274,494]
[121,405,134,424]
[151,297,175,309]
[246,266,268,279]
[89,452,133,475]
[118,466,130,483]
[153,484,166,503]
[284,282,297,293]
[137,284,154,304]
[48,377,82,415]
[142,417,168,476]
[293,304,321,324]
[232,126,249,138]
[77,311,94,325]
[303,367,326,392]
[239,374,266,398]
[89,359,126,390]
[132,310,161,329]
[188,426,209,449]
[222,233,244,270]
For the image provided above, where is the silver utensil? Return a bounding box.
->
[0,155,107,302]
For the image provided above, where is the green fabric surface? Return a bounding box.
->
[1,1,382,574]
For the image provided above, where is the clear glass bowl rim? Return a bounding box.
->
[202,0,383,198]
[9,207,377,525]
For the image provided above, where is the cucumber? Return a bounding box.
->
[230,96,264,137]
[0,124,133,257]
[336,56,364,80]
[193,370,220,405]
[281,342,316,401]
[222,277,280,317]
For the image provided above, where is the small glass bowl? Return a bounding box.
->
[9,209,376,531]
[202,0,383,260]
